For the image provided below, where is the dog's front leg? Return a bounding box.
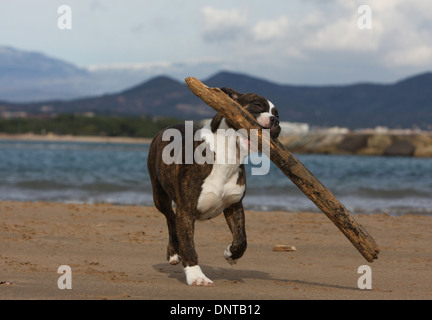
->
[223,202,247,265]
[176,208,214,286]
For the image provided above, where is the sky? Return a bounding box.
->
[1,0,432,85]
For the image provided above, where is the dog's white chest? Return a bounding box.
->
[197,165,245,220]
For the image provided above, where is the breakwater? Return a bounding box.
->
[280,132,432,157]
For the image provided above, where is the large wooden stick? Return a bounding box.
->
[185,77,380,262]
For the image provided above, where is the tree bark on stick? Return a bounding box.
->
[185,77,380,263]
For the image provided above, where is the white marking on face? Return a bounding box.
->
[268,100,275,113]
[256,100,275,128]
[257,113,272,128]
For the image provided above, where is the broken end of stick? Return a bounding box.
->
[185,76,208,89]
[185,77,223,93]
[185,76,196,83]
[365,247,380,263]
[356,234,380,262]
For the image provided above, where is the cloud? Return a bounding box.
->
[90,1,108,12]
[385,45,432,68]
[253,16,289,41]
[369,0,432,68]
[305,17,381,52]
[201,6,248,42]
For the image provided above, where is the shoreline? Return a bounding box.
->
[0,133,153,144]
[1,201,431,299]
[0,198,430,217]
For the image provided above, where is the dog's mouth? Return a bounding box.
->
[273,126,282,138]
[257,116,281,139]
[267,124,281,139]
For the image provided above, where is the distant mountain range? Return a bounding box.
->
[0,46,90,101]
[0,46,218,102]
[0,46,176,102]
[0,47,431,129]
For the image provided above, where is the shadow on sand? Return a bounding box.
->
[152,263,358,291]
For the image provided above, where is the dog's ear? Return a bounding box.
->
[221,87,242,101]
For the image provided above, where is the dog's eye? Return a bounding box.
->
[248,102,265,114]
[253,103,264,110]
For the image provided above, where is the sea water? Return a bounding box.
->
[0,139,431,216]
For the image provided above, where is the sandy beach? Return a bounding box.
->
[0,133,152,144]
[0,201,431,300]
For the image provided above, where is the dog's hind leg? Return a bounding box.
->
[151,182,181,265]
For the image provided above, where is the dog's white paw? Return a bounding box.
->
[169,254,181,265]
[224,244,238,265]
[184,266,214,286]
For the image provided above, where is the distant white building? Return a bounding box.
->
[197,119,310,136]
[374,126,389,134]
[325,126,350,134]
[279,121,310,135]
[1,111,27,119]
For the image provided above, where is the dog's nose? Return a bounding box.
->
[270,116,279,127]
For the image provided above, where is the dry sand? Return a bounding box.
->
[0,201,431,300]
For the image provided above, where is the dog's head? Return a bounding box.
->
[210,87,281,139]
